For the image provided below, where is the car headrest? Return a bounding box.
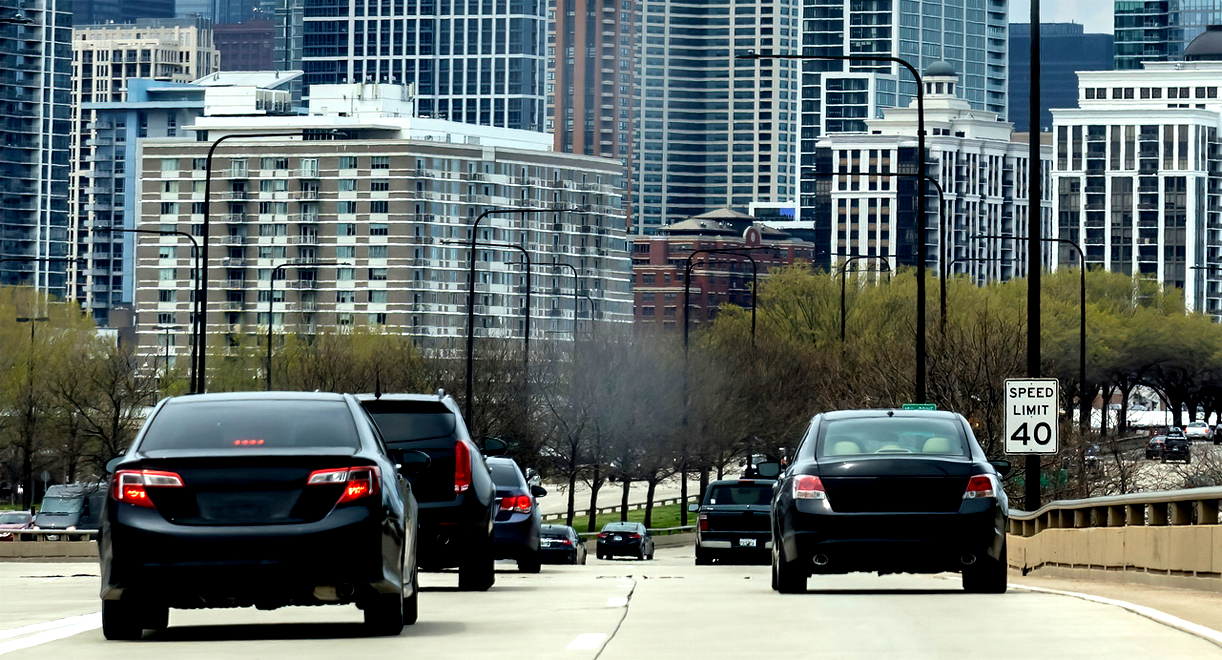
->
[828,440,861,456]
[922,437,953,454]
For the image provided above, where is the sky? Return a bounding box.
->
[1009,0,1113,34]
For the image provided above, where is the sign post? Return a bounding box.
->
[1005,378,1060,455]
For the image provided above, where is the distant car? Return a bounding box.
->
[539,524,587,565]
[1146,436,1166,460]
[358,392,502,591]
[596,521,654,560]
[1083,444,1102,473]
[1185,421,1213,442]
[1164,435,1192,463]
[770,409,1009,594]
[486,457,545,572]
[101,392,419,640]
[35,483,106,541]
[692,479,775,565]
[0,511,33,542]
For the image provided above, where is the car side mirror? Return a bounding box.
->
[482,437,507,457]
[756,461,782,479]
[687,503,699,513]
[531,485,548,498]
[989,459,1012,477]
[398,450,432,478]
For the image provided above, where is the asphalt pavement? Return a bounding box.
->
[2,547,1221,659]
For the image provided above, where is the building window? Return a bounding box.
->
[339,156,358,169]
[371,179,390,192]
[337,290,356,303]
[370,313,388,325]
[370,200,389,214]
[158,290,177,302]
[161,158,179,171]
[369,268,388,280]
[371,290,388,303]
[370,223,389,236]
[369,245,388,258]
[338,201,357,214]
[641,306,655,317]
[338,245,356,258]
[371,156,391,169]
[339,223,357,236]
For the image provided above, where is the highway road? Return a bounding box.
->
[3,547,1221,659]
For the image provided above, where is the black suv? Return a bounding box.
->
[1164,431,1191,463]
[691,479,774,565]
[358,392,502,591]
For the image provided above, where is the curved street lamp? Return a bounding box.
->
[838,255,892,343]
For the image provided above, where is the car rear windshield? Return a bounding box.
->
[602,523,639,532]
[361,400,457,444]
[817,417,969,458]
[490,462,524,488]
[140,400,360,451]
[705,485,772,506]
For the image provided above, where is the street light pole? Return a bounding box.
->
[682,248,760,357]
[443,239,532,372]
[549,260,581,340]
[14,316,48,510]
[1027,0,1045,511]
[265,260,345,391]
[200,131,304,395]
[838,255,892,343]
[742,51,928,403]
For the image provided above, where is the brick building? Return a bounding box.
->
[631,209,816,331]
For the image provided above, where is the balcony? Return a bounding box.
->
[293,189,320,200]
[292,280,320,289]
[221,258,248,267]
[226,167,249,179]
[300,166,320,178]
[218,236,246,245]
[221,301,244,311]
[222,213,247,223]
[292,213,319,223]
[224,279,246,289]
[220,191,248,201]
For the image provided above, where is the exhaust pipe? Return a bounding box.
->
[812,554,829,566]
[436,533,451,547]
[960,554,977,566]
[337,584,355,600]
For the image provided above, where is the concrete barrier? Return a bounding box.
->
[0,541,98,561]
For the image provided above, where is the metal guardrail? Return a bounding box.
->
[2,529,98,540]
[541,496,692,522]
[1008,486,1222,536]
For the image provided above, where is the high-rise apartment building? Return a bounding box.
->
[629,0,799,235]
[1008,23,1112,133]
[809,64,1052,276]
[275,0,548,132]
[1114,0,1222,70]
[1053,27,1222,317]
[73,0,174,25]
[133,83,631,369]
[0,0,73,297]
[214,20,275,71]
[68,17,219,324]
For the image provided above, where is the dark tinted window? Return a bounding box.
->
[705,485,772,506]
[489,461,524,488]
[0,512,31,524]
[362,400,457,444]
[602,522,641,533]
[140,400,360,451]
[817,417,968,458]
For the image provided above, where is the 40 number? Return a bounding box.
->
[1011,422,1053,445]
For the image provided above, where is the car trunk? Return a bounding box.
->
[130,450,364,526]
[817,456,973,514]
[704,506,771,532]
[385,438,457,503]
[362,400,460,503]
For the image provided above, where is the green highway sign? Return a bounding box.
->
[901,403,937,410]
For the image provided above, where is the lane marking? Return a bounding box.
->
[1013,583,1222,649]
[605,597,628,608]
[0,614,101,656]
[567,633,608,650]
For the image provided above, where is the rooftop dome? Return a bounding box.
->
[925,61,957,78]
[1185,25,1222,61]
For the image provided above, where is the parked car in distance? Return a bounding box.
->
[1185,421,1213,442]
[101,391,419,640]
[35,483,106,541]
[539,524,587,565]
[770,409,1010,594]
[1146,436,1166,461]
[358,392,502,591]
[1164,434,1192,463]
[692,478,775,565]
[486,456,545,573]
[0,511,33,541]
[597,521,654,560]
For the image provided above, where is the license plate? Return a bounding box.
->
[612,535,621,541]
[740,538,756,547]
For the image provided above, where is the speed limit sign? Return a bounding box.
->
[1005,378,1059,455]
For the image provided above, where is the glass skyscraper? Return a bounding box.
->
[1115,0,1222,70]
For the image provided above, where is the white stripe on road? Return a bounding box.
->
[567,633,608,650]
[0,614,101,656]
[605,597,628,608]
[1013,583,1222,648]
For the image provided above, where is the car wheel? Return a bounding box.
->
[962,543,1008,594]
[101,600,144,641]
[458,534,495,592]
[403,566,419,626]
[364,593,404,636]
[518,548,542,574]
[580,552,587,565]
[774,543,807,594]
[144,604,169,632]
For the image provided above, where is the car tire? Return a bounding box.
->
[518,548,542,574]
[144,604,169,632]
[403,566,420,626]
[101,600,144,641]
[580,552,587,565]
[962,543,1008,594]
[773,544,807,594]
[458,535,495,592]
[364,593,404,636]
[695,547,712,565]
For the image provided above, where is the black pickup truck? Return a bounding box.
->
[691,479,775,565]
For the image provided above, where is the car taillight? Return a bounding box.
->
[454,441,472,494]
[307,466,381,504]
[793,475,827,500]
[560,539,572,546]
[498,494,532,513]
[598,533,608,539]
[963,474,996,500]
[698,513,708,532]
[113,469,184,508]
[626,532,641,539]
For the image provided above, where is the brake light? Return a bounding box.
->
[559,539,572,546]
[793,475,827,500]
[626,532,641,539]
[963,474,996,499]
[698,513,708,532]
[113,469,184,508]
[454,441,472,494]
[307,466,381,504]
[598,533,608,539]
[498,494,532,513]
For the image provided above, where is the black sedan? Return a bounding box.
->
[596,522,654,560]
[100,392,419,639]
[539,524,587,565]
[770,409,1010,594]
[487,457,545,573]
[1146,436,1166,460]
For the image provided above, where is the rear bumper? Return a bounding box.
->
[597,540,643,556]
[697,531,772,551]
[539,548,579,564]
[416,494,493,568]
[492,514,539,559]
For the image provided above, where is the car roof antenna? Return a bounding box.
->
[437,388,445,400]
[374,371,382,399]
